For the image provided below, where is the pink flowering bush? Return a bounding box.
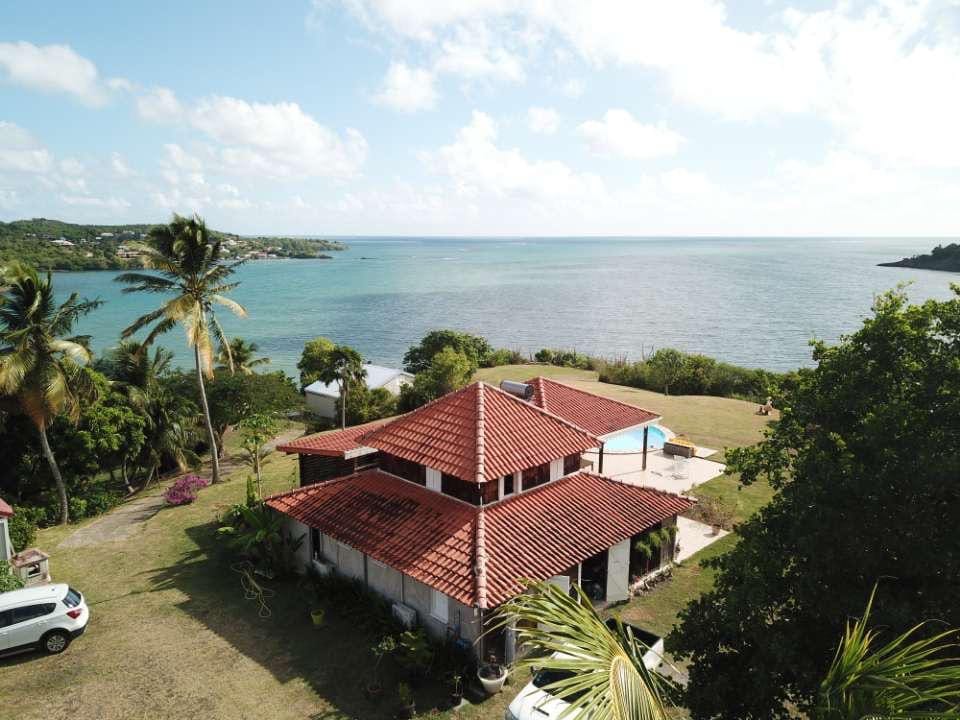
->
[163,475,211,506]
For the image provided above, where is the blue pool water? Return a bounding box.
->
[603,425,668,453]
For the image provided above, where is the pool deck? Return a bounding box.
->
[584,446,726,495]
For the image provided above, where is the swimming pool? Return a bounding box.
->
[603,425,670,453]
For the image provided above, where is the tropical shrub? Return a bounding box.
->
[163,474,211,506]
[482,347,524,367]
[403,330,492,374]
[7,505,40,551]
[534,348,593,369]
[0,561,24,592]
[218,502,303,576]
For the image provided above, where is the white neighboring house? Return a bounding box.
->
[304,364,413,420]
[1,498,13,562]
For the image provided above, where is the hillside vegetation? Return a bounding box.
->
[0,218,347,271]
[878,242,960,272]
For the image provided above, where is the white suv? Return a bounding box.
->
[0,584,89,655]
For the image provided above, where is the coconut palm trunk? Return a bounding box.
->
[38,426,70,525]
[340,378,347,430]
[194,344,221,483]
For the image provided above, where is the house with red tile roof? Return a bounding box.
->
[269,379,690,660]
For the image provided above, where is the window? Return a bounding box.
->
[380,453,425,485]
[564,453,581,475]
[64,587,82,608]
[426,467,442,492]
[0,611,11,629]
[10,603,56,624]
[522,463,550,491]
[500,473,514,499]
[430,589,449,622]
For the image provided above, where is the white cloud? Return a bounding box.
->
[423,110,604,200]
[374,62,438,113]
[0,121,53,173]
[59,157,85,176]
[434,24,525,82]
[560,78,585,98]
[60,194,131,209]
[527,107,559,134]
[137,86,184,123]
[577,109,684,159]
[0,42,124,106]
[110,152,133,177]
[163,143,204,173]
[190,96,366,178]
[346,0,960,168]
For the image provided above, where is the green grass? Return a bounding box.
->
[0,373,777,720]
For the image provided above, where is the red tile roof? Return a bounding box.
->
[482,471,691,605]
[276,418,395,457]
[266,469,692,608]
[359,382,599,482]
[526,376,660,437]
[267,470,477,604]
[0,497,12,518]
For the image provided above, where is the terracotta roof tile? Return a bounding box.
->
[266,470,477,605]
[0,497,12,518]
[526,376,660,437]
[360,382,599,482]
[266,469,692,608]
[276,418,395,457]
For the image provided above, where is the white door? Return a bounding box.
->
[426,467,442,492]
[606,539,631,603]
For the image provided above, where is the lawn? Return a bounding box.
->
[0,370,776,720]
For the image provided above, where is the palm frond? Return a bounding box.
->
[817,584,960,720]
[211,294,247,318]
[492,581,674,720]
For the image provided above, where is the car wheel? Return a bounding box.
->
[40,630,71,654]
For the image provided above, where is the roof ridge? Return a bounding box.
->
[474,508,489,609]
[485,381,601,443]
[475,382,486,484]
[576,469,692,501]
[527,375,661,419]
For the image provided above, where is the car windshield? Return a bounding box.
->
[63,588,82,608]
[532,668,587,703]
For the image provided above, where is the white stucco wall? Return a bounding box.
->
[368,560,403,603]
[382,374,412,394]
[281,516,311,572]
[305,392,337,419]
[337,542,365,581]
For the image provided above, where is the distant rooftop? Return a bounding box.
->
[303,363,412,398]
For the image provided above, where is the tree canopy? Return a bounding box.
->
[398,346,473,411]
[671,287,960,719]
[402,329,492,374]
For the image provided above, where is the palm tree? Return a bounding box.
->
[107,341,198,489]
[116,214,246,483]
[0,263,102,524]
[816,584,960,719]
[494,580,674,720]
[216,337,269,375]
[317,345,366,430]
[498,581,960,720]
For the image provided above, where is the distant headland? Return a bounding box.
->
[879,243,960,273]
[0,218,348,271]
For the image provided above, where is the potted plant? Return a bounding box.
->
[477,653,508,694]
[397,681,415,719]
[365,635,395,698]
[448,672,464,708]
[310,607,325,627]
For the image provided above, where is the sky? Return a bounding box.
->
[1,0,959,237]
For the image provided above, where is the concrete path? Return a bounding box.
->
[60,426,304,549]
[675,516,729,562]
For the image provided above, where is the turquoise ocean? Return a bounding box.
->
[51,237,958,376]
